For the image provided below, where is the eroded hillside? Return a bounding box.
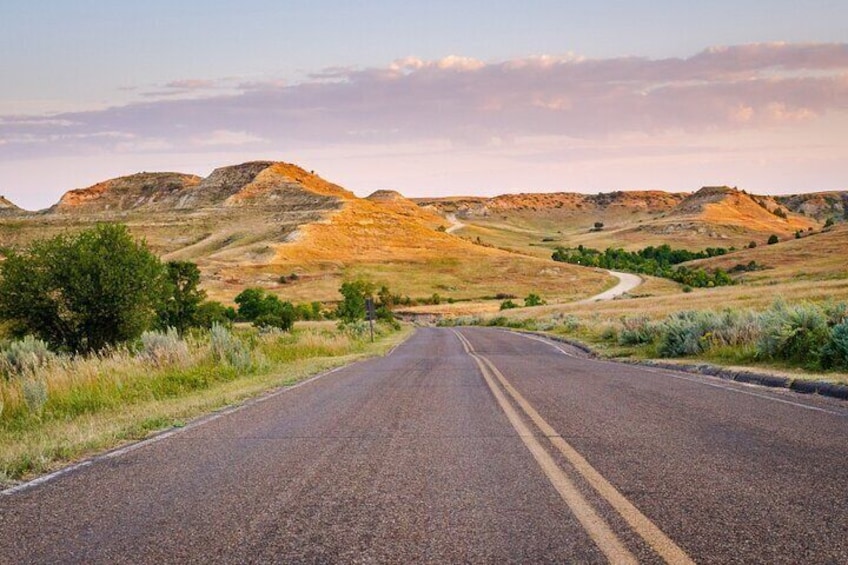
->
[0,162,611,307]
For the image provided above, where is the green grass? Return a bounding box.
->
[0,323,412,487]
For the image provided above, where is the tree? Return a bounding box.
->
[195,301,237,328]
[0,224,167,353]
[234,288,295,330]
[158,261,206,334]
[824,217,835,228]
[767,234,780,245]
[336,280,374,324]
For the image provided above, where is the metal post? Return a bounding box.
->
[365,297,375,342]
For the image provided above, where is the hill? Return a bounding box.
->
[418,186,822,257]
[776,191,848,223]
[0,196,22,215]
[0,162,610,308]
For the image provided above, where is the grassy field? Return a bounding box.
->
[0,322,412,487]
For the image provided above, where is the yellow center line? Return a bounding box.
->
[454,329,696,565]
[452,330,638,564]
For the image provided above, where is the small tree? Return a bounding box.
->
[747,241,757,249]
[158,261,206,334]
[767,234,780,245]
[336,280,374,324]
[0,224,167,353]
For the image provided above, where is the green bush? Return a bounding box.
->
[618,316,658,346]
[767,234,779,245]
[821,320,848,369]
[500,300,519,310]
[757,302,829,364]
[0,224,167,353]
[524,293,545,307]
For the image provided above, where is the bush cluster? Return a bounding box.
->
[594,300,848,370]
[552,244,734,288]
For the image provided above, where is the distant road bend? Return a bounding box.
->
[2,328,847,563]
[584,270,643,302]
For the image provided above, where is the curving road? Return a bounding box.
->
[2,328,846,563]
[583,270,643,302]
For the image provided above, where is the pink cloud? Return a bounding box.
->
[0,43,846,199]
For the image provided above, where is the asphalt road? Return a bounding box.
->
[2,327,847,564]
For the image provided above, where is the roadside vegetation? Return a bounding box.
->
[441,299,848,381]
[0,224,408,486]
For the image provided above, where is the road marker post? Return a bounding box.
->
[365,297,375,342]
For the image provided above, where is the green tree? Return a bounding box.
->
[158,261,206,334]
[234,288,295,330]
[336,280,374,323]
[0,224,167,353]
[234,288,267,321]
[195,301,237,328]
[767,234,780,245]
[500,299,519,310]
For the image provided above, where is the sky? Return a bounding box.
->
[1,1,847,210]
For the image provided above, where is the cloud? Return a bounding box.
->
[192,129,268,147]
[1,43,846,162]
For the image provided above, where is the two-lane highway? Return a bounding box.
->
[2,327,846,563]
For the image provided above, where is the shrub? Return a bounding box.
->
[747,241,757,249]
[757,302,829,364]
[209,323,253,371]
[500,300,519,310]
[524,293,545,307]
[618,316,657,346]
[767,234,779,245]
[658,312,709,357]
[0,224,168,353]
[0,336,55,380]
[821,320,848,369]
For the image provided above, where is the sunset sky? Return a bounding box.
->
[2,1,847,210]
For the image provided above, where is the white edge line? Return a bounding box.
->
[2,364,353,497]
[505,329,846,417]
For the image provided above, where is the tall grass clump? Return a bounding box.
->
[140,328,191,368]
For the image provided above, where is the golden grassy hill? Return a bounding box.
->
[686,223,848,287]
[420,186,823,257]
[0,162,611,308]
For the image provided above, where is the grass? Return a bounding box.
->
[0,322,412,487]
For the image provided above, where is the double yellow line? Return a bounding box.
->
[452,330,695,565]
